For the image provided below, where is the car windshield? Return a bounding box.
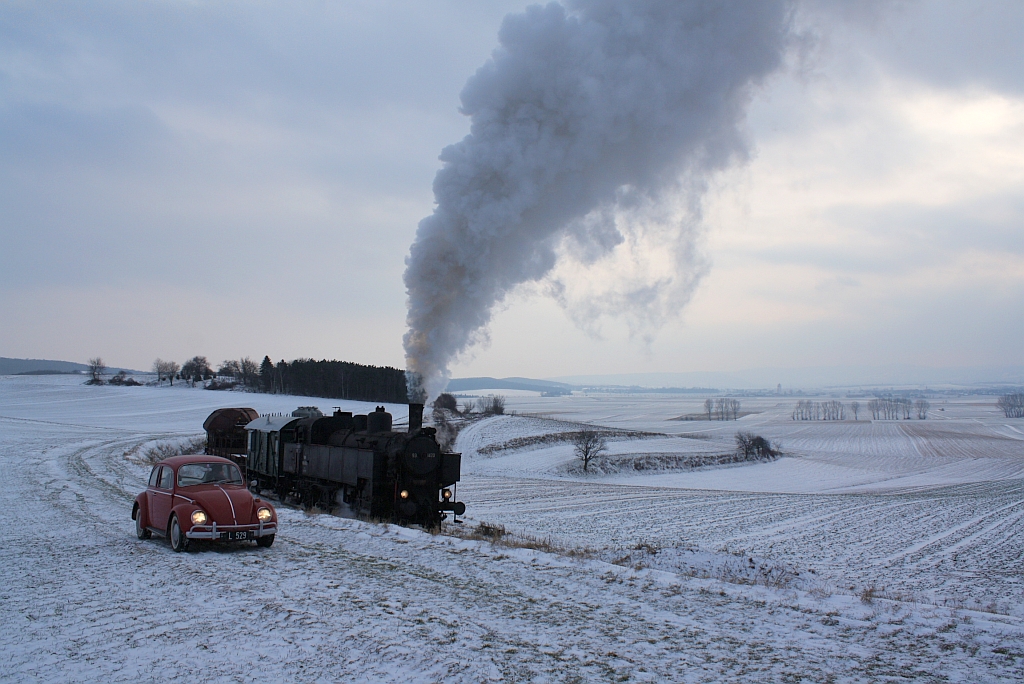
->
[177,462,244,487]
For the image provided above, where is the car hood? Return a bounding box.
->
[186,485,258,525]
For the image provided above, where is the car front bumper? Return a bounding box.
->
[186,520,277,540]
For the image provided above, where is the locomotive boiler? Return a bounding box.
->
[242,403,464,527]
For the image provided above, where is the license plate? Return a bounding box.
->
[220,531,253,541]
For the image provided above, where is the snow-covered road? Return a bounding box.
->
[2,376,1023,681]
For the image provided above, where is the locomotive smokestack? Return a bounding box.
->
[408,403,423,433]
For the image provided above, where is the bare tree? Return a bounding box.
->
[715,398,728,421]
[914,399,930,420]
[461,401,475,415]
[166,360,180,386]
[821,400,845,421]
[87,357,106,385]
[573,430,608,473]
[728,399,741,420]
[851,401,860,420]
[239,357,259,388]
[218,360,241,378]
[900,397,912,420]
[704,398,713,420]
[996,393,1024,418]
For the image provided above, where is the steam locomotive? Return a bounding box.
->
[206,403,464,527]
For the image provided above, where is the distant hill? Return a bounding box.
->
[0,357,89,375]
[445,376,574,395]
[547,365,1024,390]
[0,357,143,376]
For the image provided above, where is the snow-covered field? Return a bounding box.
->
[2,375,1023,681]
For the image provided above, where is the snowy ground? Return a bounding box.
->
[1,375,1022,682]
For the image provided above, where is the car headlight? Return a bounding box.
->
[257,507,272,523]
[191,510,208,525]
[399,490,409,500]
[442,489,452,500]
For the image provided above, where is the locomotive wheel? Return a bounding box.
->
[169,515,190,553]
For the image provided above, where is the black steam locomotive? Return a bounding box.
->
[207,403,464,527]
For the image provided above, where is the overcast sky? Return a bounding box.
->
[1,1,1022,380]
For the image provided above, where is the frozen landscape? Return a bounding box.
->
[2,374,1023,682]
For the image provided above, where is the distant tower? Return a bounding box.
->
[777,383,782,395]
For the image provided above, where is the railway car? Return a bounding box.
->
[203,407,259,466]
[244,403,464,527]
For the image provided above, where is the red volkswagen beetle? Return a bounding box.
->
[132,455,277,552]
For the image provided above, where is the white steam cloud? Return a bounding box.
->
[404,0,795,400]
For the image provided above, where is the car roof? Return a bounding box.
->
[156,454,238,468]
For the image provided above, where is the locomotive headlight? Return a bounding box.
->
[191,510,208,525]
[257,507,272,522]
[442,489,452,500]
[399,490,409,500]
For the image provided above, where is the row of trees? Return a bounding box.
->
[149,355,405,403]
[152,356,218,387]
[868,397,930,420]
[432,393,506,416]
[704,398,741,420]
[215,358,261,388]
[256,357,408,403]
[792,400,849,421]
[790,397,932,421]
[997,393,1024,418]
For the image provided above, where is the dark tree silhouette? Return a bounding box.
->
[573,430,608,473]
[433,393,458,412]
[86,357,106,385]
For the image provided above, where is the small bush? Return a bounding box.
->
[141,436,207,464]
[432,393,458,411]
[860,585,879,604]
[474,522,507,540]
[108,370,142,386]
[475,395,507,416]
[734,432,780,460]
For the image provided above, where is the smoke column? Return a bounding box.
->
[404,0,794,400]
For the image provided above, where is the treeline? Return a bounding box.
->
[254,357,407,404]
[997,393,1024,418]
[703,398,741,420]
[867,397,929,420]
[150,355,408,403]
[791,397,931,421]
[792,399,849,421]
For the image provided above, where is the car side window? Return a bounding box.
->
[158,467,174,490]
[148,467,160,487]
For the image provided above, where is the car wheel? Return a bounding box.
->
[256,534,275,548]
[135,507,151,540]
[169,515,190,552]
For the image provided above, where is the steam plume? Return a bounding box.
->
[405,0,794,399]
